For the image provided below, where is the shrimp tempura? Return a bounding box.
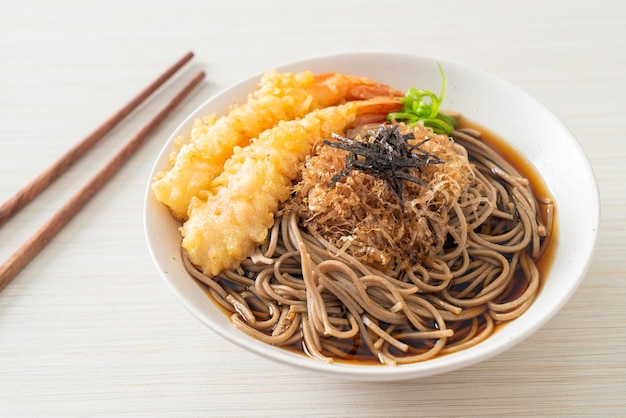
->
[151,70,401,219]
[181,97,402,277]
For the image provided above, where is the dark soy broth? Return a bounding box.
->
[459,116,558,282]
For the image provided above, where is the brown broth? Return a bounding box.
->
[458,116,558,288]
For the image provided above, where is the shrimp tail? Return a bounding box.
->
[312,72,403,102]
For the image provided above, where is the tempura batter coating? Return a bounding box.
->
[181,97,402,276]
[151,70,401,219]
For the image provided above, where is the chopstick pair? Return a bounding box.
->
[0,51,205,291]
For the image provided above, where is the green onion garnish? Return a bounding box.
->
[387,63,457,135]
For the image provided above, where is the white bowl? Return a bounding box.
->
[144,52,599,381]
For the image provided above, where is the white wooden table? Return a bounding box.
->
[1,1,624,416]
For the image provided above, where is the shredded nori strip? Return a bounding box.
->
[324,123,443,204]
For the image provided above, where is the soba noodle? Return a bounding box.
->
[184,125,554,366]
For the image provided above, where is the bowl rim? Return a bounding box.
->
[144,51,600,381]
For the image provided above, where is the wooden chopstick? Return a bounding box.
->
[0,51,194,229]
[0,70,206,291]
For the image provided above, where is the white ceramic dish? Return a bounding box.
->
[144,52,599,381]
